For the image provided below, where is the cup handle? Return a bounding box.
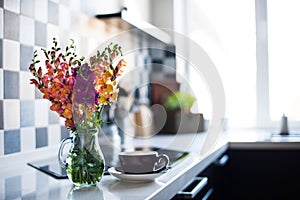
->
[58,137,72,168]
[154,154,169,172]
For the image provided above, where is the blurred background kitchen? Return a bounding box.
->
[1,0,300,160]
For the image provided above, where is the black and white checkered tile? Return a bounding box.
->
[0,0,99,156]
[0,0,177,157]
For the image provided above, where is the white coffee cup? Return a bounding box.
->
[119,151,169,174]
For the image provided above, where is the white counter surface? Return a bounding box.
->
[227,128,300,150]
[1,129,300,200]
[0,132,228,200]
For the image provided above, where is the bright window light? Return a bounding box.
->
[188,0,256,127]
[268,0,300,121]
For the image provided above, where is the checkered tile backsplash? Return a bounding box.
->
[0,0,116,156]
[0,0,176,157]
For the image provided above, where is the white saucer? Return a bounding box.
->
[108,167,166,183]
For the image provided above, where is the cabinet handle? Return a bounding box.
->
[177,177,208,199]
[214,154,229,166]
[202,188,214,200]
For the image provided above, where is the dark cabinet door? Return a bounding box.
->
[173,153,230,200]
[227,149,300,200]
[199,154,230,200]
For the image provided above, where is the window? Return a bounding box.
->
[175,0,256,128]
[175,0,300,129]
[268,0,300,123]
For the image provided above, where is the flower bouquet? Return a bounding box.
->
[29,38,126,187]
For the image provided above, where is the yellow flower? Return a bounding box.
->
[98,96,108,105]
[94,79,104,91]
[86,108,92,119]
[103,84,114,94]
[104,70,113,79]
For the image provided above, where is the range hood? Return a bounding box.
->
[95,7,172,44]
[94,7,178,138]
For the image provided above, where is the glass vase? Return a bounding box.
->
[58,127,105,187]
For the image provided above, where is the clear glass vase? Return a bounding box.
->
[58,127,105,187]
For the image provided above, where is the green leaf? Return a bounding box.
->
[164,91,197,111]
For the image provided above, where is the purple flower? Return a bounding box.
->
[73,64,96,106]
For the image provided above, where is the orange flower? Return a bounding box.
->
[110,91,119,102]
[50,103,61,112]
[65,119,74,128]
[62,108,72,119]
[117,59,126,69]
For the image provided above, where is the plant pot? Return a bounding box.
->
[163,110,204,134]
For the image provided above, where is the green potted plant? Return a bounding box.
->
[164,91,197,112]
[163,91,204,134]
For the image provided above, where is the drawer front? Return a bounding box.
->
[174,177,214,200]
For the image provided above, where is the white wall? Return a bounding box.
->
[149,0,174,30]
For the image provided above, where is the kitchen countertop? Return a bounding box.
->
[227,128,300,150]
[1,129,300,200]
[0,132,228,200]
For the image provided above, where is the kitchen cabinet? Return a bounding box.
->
[172,140,300,200]
[172,153,230,199]
[226,149,300,200]
[199,153,229,199]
